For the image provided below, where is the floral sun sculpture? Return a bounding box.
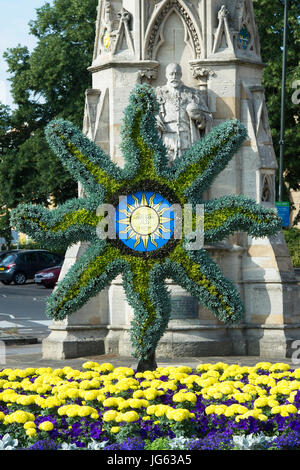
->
[11,85,282,371]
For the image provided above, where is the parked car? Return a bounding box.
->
[0,250,20,262]
[0,250,64,285]
[34,265,62,288]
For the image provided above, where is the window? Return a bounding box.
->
[1,254,17,266]
[22,253,39,264]
[37,252,57,265]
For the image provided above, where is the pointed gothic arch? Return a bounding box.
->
[144,0,203,60]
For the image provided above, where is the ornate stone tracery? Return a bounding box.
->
[144,0,202,60]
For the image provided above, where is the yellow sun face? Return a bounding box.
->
[116,192,174,252]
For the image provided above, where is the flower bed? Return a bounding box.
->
[1,361,300,450]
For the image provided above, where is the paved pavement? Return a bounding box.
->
[0,343,297,370]
[0,282,52,343]
[0,280,299,370]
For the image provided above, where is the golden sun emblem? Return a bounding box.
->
[116,192,174,252]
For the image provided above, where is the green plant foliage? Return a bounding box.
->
[10,85,282,365]
[283,228,300,267]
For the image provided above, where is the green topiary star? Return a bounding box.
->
[11,85,282,370]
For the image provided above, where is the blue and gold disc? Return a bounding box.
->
[116,191,174,252]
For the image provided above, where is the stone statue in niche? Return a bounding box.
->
[261,174,275,204]
[99,0,114,53]
[155,63,213,162]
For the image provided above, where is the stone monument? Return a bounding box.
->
[43,0,300,361]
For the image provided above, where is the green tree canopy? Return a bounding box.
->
[0,0,98,208]
[253,0,300,195]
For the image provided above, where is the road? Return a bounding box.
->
[0,282,53,339]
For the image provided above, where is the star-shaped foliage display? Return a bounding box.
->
[11,85,282,370]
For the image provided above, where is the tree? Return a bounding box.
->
[0,0,98,208]
[0,210,12,249]
[253,0,300,197]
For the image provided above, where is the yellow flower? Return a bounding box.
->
[132,390,145,399]
[26,428,37,437]
[78,406,96,417]
[128,398,149,409]
[110,426,120,433]
[270,363,291,372]
[144,389,159,401]
[103,397,120,408]
[166,408,192,422]
[103,410,119,422]
[254,397,268,408]
[123,411,139,423]
[38,421,54,431]
[24,422,36,430]
[5,411,35,424]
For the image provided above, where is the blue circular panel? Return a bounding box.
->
[116,191,175,252]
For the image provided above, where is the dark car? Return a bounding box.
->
[34,265,62,288]
[0,250,20,262]
[0,250,63,285]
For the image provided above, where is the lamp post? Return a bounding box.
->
[278,0,289,202]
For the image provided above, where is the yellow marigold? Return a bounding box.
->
[205,405,217,415]
[97,394,106,403]
[235,409,262,422]
[224,405,248,418]
[269,363,291,372]
[128,398,149,409]
[254,397,268,408]
[158,381,177,392]
[254,362,272,371]
[24,422,36,429]
[144,389,159,400]
[146,405,157,415]
[110,426,120,433]
[258,414,268,422]
[78,406,96,417]
[285,404,297,414]
[66,389,80,400]
[268,398,279,407]
[5,410,35,424]
[154,405,170,418]
[271,406,281,415]
[103,410,119,422]
[166,408,192,421]
[44,397,62,408]
[292,369,300,379]
[232,392,252,403]
[122,411,139,423]
[114,367,134,377]
[82,361,100,369]
[103,397,120,408]
[26,428,37,437]
[132,390,145,399]
[173,391,197,404]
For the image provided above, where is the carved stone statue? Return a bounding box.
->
[156,63,213,162]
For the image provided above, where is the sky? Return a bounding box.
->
[0,0,52,108]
